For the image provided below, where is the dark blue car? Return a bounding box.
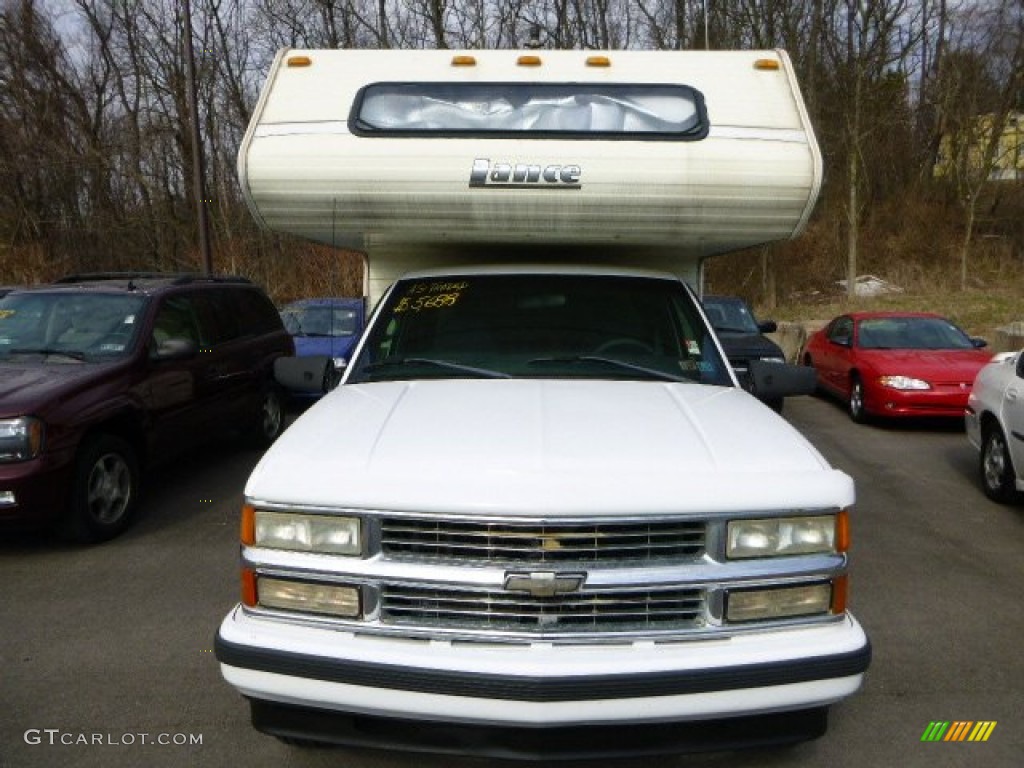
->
[279,298,366,394]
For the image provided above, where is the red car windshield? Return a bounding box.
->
[858,317,974,350]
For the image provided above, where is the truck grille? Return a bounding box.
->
[380,518,705,564]
[380,585,705,633]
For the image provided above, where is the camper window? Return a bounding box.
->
[351,83,707,139]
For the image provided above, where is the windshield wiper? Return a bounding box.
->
[527,355,688,383]
[8,347,87,361]
[361,357,510,379]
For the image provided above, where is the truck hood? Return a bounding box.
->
[247,379,853,515]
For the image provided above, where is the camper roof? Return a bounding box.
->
[239,48,822,264]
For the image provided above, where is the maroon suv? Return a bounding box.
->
[0,273,293,542]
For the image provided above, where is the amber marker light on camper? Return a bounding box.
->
[451,55,477,67]
[754,58,780,70]
[517,55,542,67]
[586,56,612,67]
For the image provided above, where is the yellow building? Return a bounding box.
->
[935,111,1024,182]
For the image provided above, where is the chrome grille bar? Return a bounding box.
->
[381,585,705,632]
[380,518,705,563]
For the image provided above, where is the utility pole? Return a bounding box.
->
[183,0,213,274]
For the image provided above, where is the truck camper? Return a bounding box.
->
[237,47,822,303]
[217,48,869,758]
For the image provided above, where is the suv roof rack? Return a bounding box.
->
[54,272,253,286]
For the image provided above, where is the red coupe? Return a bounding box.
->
[801,312,993,422]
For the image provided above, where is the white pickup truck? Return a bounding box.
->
[216,48,870,758]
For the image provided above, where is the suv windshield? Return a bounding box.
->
[703,297,760,335]
[0,292,147,360]
[347,274,730,385]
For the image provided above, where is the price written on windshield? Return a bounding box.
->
[393,281,469,313]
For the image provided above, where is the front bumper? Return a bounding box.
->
[964,405,982,449]
[216,605,870,730]
[866,385,970,418]
[0,452,74,530]
[248,698,831,758]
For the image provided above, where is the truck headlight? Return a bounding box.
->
[726,513,843,559]
[0,417,44,462]
[256,575,361,617]
[878,375,930,390]
[726,582,833,622]
[243,506,362,555]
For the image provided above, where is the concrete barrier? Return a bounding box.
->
[768,320,829,363]
[993,322,1024,354]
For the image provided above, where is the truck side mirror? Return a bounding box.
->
[748,359,817,399]
[275,356,332,394]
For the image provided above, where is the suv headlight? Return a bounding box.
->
[242,506,362,555]
[726,513,845,558]
[0,417,44,462]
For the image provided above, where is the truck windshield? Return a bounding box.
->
[347,274,731,385]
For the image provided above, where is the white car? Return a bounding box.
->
[966,351,1024,502]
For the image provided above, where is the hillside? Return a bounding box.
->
[705,194,1024,344]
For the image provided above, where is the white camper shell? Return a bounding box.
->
[239,48,822,302]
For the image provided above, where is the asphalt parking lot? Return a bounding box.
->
[1,395,1021,768]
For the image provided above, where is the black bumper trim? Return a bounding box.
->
[251,699,831,758]
[215,631,871,702]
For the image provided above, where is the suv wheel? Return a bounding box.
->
[250,386,286,448]
[64,435,140,543]
[981,424,1019,503]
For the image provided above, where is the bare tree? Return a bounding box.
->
[818,0,920,298]
[0,0,96,272]
[932,0,1023,288]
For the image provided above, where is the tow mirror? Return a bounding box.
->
[748,360,817,399]
[275,356,332,394]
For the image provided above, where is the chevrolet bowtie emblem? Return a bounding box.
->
[504,571,586,598]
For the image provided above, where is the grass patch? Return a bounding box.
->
[768,283,1024,340]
